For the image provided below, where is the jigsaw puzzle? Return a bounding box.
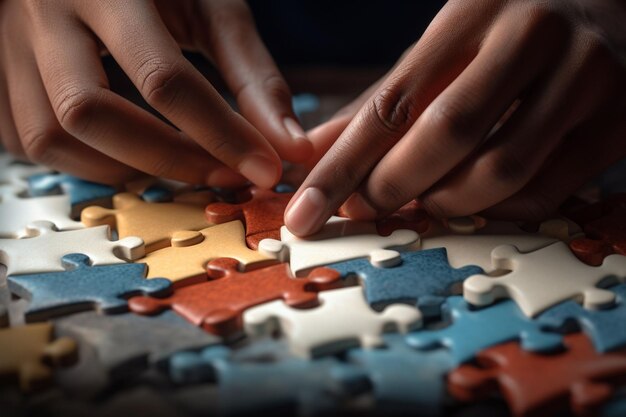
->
[2,149,626,417]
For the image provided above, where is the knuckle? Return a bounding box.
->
[148,152,179,178]
[51,85,101,134]
[421,195,448,219]
[135,55,185,106]
[371,86,420,135]
[374,176,407,206]
[21,125,58,164]
[480,152,529,187]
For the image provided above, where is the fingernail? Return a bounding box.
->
[283,117,308,142]
[285,187,327,236]
[344,193,378,220]
[238,155,279,189]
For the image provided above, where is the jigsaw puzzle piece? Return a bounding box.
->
[244,286,422,358]
[55,310,220,381]
[169,344,368,416]
[539,284,626,353]
[9,254,171,321]
[0,322,77,391]
[0,185,83,238]
[448,333,626,417]
[568,194,626,266]
[205,187,293,249]
[0,154,51,189]
[81,192,211,252]
[406,297,563,365]
[463,242,626,317]
[130,258,341,337]
[141,221,274,285]
[27,173,117,218]
[259,216,420,276]
[347,334,453,415]
[328,248,483,317]
[0,221,144,276]
[375,200,431,236]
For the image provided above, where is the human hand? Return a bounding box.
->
[286,0,626,236]
[0,0,311,187]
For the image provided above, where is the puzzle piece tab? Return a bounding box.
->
[28,173,117,218]
[9,254,171,322]
[244,286,422,358]
[448,333,626,417]
[463,242,626,317]
[0,322,77,391]
[0,185,83,238]
[141,221,274,285]
[347,334,453,414]
[0,221,144,276]
[169,345,369,416]
[406,297,563,365]
[130,258,341,337]
[259,216,420,276]
[205,187,292,249]
[539,284,626,352]
[81,192,211,252]
[328,248,483,317]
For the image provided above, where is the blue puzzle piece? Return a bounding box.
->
[538,284,626,353]
[28,173,116,209]
[347,334,453,415]
[169,343,369,416]
[603,397,626,417]
[292,93,320,119]
[328,248,483,317]
[9,253,171,322]
[406,296,563,365]
[140,185,175,203]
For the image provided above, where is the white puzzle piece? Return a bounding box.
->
[0,154,51,189]
[243,286,422,358]
[463,242,626,317]
[0,185,82,238]
[258,216,420,276]
[0,221,144,276]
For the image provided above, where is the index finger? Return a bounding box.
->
[284,2,484,236]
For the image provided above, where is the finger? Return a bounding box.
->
[482,111,626,220]
[343,7,568,221]
[285,1,486,236]
[0,75,24,158]
[422,30,619,218]
[81,1,281,188]
[195,0,312,163]
[30,14,245,186]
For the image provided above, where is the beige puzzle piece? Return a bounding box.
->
[0,322,77,391]
[81,192,212,252]
[141,221,276,285]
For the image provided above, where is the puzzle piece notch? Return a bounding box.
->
[328,248,483,317]
[406,297,564,365]
[244,286,422,358]
[0,184,83,238]
[0,221,144,276]
[463,242,626,317]
[0,322,77,391]
[169,345,369,416]
[259,216,420,276]
[27,173,117,218]
[539,284,626,353]
[448,333,626,417]
[9,253,171,322]
[129,258,342,337]
[205,186,293,249]
[140,221,275,285]
[81,192,211,252]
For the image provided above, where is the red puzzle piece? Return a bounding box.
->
[375,200,431,236]
[128,258,341,337]
[205,187,292,249]
[448,333,626,417]
[567,194,626,266]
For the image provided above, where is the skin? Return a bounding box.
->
[0,0,312,188]
[286,0,626,236]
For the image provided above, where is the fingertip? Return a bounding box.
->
[284,187,328,237]
[238,154,282,189]
[342,193,379,221]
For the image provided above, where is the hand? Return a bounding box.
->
[286,0,626,236]
[0,0,311,187]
